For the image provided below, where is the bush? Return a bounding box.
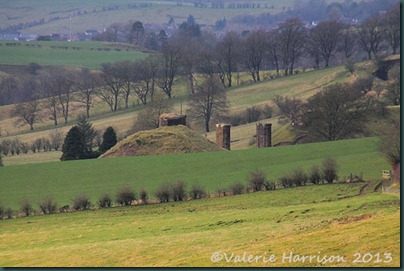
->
[279,174,294,188]
[189,184,206,199]
[322,158,339,184]
[263,180,276,190]
[116,186,136,206]
[20,199,33,216]
[155,182,171,203]
[171,180,187,202]
[247,169,266,192]
[72,193,91,210]
[139,188,148,204]
[309,165,322,185]
[4,208,13,219]
[216,187,228,197]
[292,168,308,186]
[229,182,245,195]
[38,196,58,214]
[98,193,112,208]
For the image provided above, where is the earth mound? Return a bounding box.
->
[100,125,223,158]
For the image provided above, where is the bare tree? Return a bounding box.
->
[382,3,400,55]
[338,24,357,59]
[305,29,322,70]
[106,23,124,42]
[41,73,60,126]
[267,29,281,77]
[243,29,268,82]
[49,129,64,151]
[55,70,75,124]
[99,63,125,112]
[273,95,304,126]
[310,20,343,68]
[187,76,228,132]
[10,99,41,130]
[357,14,384,60]
[216,31,241,87]
[156,40,183,98]
[116,61,135,109]
[196,31,219,78]
[277,18,307,76]
[76,68,102,118]
[0,76,18,105]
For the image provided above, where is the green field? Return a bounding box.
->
[0,0,299,35]
[0,182,399,267]
[0,41,147,69]
[0,136,390,210]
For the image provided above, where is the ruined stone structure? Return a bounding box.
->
[256,123,272,148]
[216,124,231,150]
[159,113,186,127]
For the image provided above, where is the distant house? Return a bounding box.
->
[85,29,99,36]
[19,34,38,41]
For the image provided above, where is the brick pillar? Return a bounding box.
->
[256,123,272,148]
[216,124,231,150]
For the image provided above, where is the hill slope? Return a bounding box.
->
[100,125,223,158]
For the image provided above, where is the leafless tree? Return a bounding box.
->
[196,31,218,78]
[277,18,307,76]
[0,76,18,105]
[187,76,228,132]
[49,129,64,151]
[243,29,268,82]
[216,31,241,87]
[338,24,357,59]
[99,63,125,112]
[116,61,135,109]
[382,3,400,55]
[10,99,41,130]
[305,29,322,70]
[106,23,124,42]
[156,39,183,98]
[310,20,343,68]
[267,29,281,77]
[273,95,304,126]
[40,73,60,126]
[76,68,102,118]
[357,14,384,60]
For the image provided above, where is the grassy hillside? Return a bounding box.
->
[0,136,389,210]
[0,183,399,267]
[0,0,297,35]
[0,41,147,69]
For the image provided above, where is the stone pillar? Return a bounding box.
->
[256,123,272,148]
[216,124,231,150]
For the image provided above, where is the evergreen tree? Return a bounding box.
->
[100,126,118,153]
[76,114,97,154]
[60,126,84,161]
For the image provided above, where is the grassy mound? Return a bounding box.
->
[100,125,223,158]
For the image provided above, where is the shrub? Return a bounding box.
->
[263,180,276,191]
[98,193,112,208]
[116,186,136,206]
[155,182,171,203]
[139,188,148,204]
[0,153,3,167]
[322,158,339,184]
[292,168,308,186]
[216,187,228,197]
[20,199,33,216]
[4,208,13,219]
[38,195,58,214]
[189,184,206,199]
[49,129,63,151]
[309,165,322,185]
[171,180,187,202]
[279,174,294,188]
[72,193,91,210]
[20,143,29,154]
[247,169,266,192]
[229,181,245,195]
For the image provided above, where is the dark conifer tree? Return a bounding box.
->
[60,126,84,161]
[100,126,117,153]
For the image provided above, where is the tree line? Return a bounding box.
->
[0,4,399,134]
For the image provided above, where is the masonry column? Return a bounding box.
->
[216,124,231,150]
[256,123,272,148]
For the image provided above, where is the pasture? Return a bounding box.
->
[0,0,298,35]
[0,136,390,210]
[0,183,399,267]
[0,41,148,69]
